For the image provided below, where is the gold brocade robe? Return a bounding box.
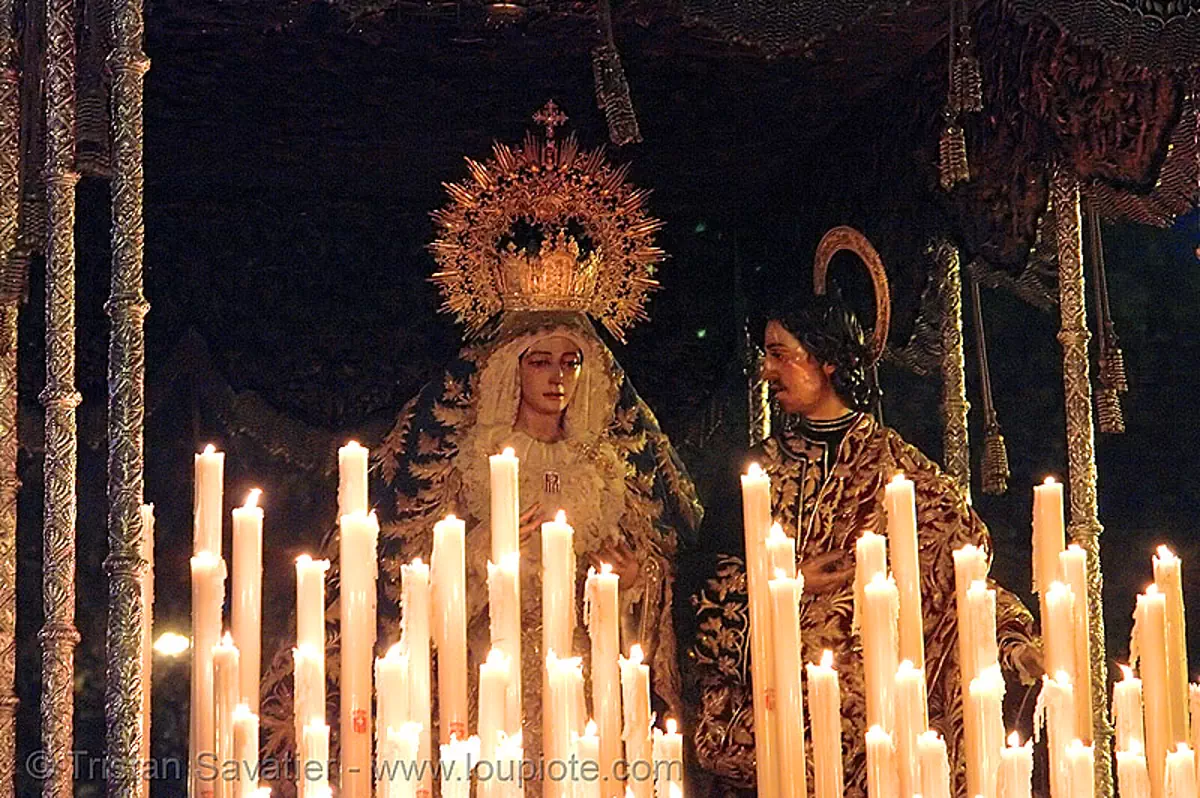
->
[689,413,1038,797]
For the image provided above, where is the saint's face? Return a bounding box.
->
[518,335,583,417]
[762,320,836,416]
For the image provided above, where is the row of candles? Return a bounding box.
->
[741,460,1200,798]
[189,442,684,798]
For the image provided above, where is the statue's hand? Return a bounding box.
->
[518,502,544,544]
[799,550,855,595]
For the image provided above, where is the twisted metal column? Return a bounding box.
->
[40,0,81,794]
[932,238,971,496]
[104,0,150,794]
[0,0,21,791]
[1051,165,1113,798]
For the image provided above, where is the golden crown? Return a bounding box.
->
[429,101,664,342]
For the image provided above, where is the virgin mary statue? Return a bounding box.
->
[258,104,703,791]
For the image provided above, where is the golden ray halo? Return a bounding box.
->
[429,102,665,343]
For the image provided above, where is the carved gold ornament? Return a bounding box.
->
[429,101,665,342]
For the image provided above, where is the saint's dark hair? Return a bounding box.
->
[760,290,880,413]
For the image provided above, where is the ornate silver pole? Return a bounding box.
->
[932,238,970,496]
[1051,164,1113,798]
[40,0,81,794]
[0,0,21,790]
[104,0,150,793]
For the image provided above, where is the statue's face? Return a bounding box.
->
[762,321,836,416]
[518,335,583,418]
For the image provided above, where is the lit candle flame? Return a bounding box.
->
[1156,544,1178,560]
[891,472,906,483]
[585,719,598,736]
[254,788,272,798]
[747,462,763,478]
[153,632,191,657]
[386,642,407,659]
[1043,475,1058,485]
[502,446,515,457]
[411,556,424,568]
[1147,583,1161,596]
[244,488,262,509]
[1007,731,1021,747]
[296,553,312,565]
[344,440,361,449]
[446,513,457,522]
[555,509,567,524]
[486,647,507,665]
[600,562,613,575]
[820,649,834,668]
[1119,663,1135,681]
[628,644,645,664]
[666,718,678,735]
[1054,669,1072,684]
[203,444,216,455]
[220,630,235,647]
[773,567,787,581]
[768,521,785,537]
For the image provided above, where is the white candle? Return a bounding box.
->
[432,514,468,744]
[651,719,683,798]
[967,579,1000,674]
[542,510,576,669]
[1117,744,1151,798]
[865,726,898,798]
[546,652,583,798]
[1166,744,1198,798]
[1032,477,1065,595]
[862,572,899,733]
[1191,685,1200,786]
[585,563,623,798]
[1065,739,1095,798]
[340,510,379,798]
[768,569,807,798]
[490,447,520,562]
[806,651,843,798]
[953,544,988,798]
[439,735,480,798]
[232,489,263,714]
[1043,582,1078,702]
[970,665,1006,798]
[917,730,951,798]
[194,444,224,555]
[292,642,324,796]
[338,440,369,518]
[295,555,330,653]
[579,720,602,798]
[190,550,226,798]
[854,528,888,632]
[400,558,432,798]
[885,473,924,669]
[495,731,524,798]
[1036,672,1076,798]
[479,648,511,766]
[488,552,522,737]
[740,462,780,798]
[1136,586,1171,798]
[381,723,422,798]
[766,522,796,578]
[1155,546,1190,746]
[1058,545,1092,742]
[997,732,1033,798]
[894,660,926,798]
[231,703,258,798]
[301,721,330,795]
[376,643,412,748]
[1112,664,1145,754]
[620,645,653,798]
[213,634,240,798]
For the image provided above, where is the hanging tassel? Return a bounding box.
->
[955,50,983,113]
[970,273,1009,495]
[592,0,641,146]
[939,0,970,190]
[1086,200,1127,433]
[939,115,970,190]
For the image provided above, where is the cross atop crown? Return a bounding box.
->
[533,100,568,140]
